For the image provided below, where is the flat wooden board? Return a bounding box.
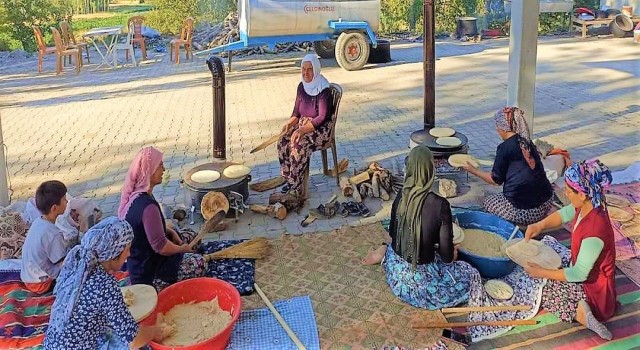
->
[121,284,158,322]
[505,239,562,270]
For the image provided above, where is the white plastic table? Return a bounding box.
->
[82,27,122,69]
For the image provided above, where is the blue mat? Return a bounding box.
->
[198,240,256,295]
[228,295,320,350]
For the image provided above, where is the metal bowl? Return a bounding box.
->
[453,210,523,278]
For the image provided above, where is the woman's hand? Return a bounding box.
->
[179,244,194,253]
[525,222,544,242]
[461,161,478,174]
[167,228,183,245]
[282,117,298,134]
[291,130,303,145]
[524,262,544,278]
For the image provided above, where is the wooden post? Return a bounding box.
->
[507,0,540,136]
[0,113,8,206]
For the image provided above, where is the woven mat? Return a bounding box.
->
[241,223,462,350]
[228,295,320,350]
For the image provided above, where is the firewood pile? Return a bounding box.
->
[341,163,404,203]
[192,12,314,57]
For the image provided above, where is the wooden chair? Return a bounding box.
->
[112,24,137,68]
[127,16,147,60]
[32,26,56,73]
[59,21,90,64]
[50,27,81,75]
[170,17,195,64]
[301,83,343,198]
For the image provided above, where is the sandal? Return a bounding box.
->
[346,201,361,216]
[280,184,291,194]
[357,203,370,217]
[338,202,350,218]
[301,214,316,227]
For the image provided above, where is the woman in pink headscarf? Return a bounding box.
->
[118,146,207,291]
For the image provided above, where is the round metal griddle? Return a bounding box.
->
[421,131,469,152]
[183,162,248,191]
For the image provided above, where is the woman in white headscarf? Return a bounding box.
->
[44,217,159,349]
[277,54,334,197]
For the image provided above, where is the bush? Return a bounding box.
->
[381,0,486,34]
[1,0,70,52]
[0,31,23,51]
[146,0,198,35]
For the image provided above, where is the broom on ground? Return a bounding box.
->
[203,237,271,261]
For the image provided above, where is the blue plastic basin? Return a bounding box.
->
[452,210,523,278]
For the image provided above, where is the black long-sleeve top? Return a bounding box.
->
[389,191,454,265]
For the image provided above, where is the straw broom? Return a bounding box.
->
[203,237,271,261]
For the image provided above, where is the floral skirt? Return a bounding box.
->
[153,228,207,291]
[383,245,474,310]
[484,192,553,226]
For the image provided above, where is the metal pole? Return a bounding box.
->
[409,0,436,148]
[207,56,226,160]
[423,0,436,130]
[0,113,9,206]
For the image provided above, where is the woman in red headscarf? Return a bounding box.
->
[463,107,553,226]
[118,146,207,291]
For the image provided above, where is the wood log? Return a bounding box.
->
[349,171,370,185]
[339,176,353,197]
[371,174,381,198]
[352,184,362,203]
[250,203,287,220]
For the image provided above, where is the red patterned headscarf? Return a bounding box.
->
[494,107,536,169]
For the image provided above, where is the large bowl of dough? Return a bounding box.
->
[142,277,242,350]
[452,211,523,278]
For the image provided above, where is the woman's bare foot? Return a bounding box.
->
[362,245,386,265]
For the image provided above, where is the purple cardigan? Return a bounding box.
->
[292,83,333,127]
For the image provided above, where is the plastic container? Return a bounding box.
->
[141,278,242,350]
[610,14,634,38]
[452,211,523,278]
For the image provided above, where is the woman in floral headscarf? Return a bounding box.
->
[44,217,159,349]
[277,54,334,197]
[463,107,553,226]
[119,146,207,291]
[524,159,616,340]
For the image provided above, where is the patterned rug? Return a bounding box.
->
[0,271,129,350]
[228,295,320,350]
[241,223,462,350]
[199,240,256,295]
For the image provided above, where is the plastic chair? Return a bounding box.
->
[59,21,90,64]
[301,83,343,198]
[112,25,136,67]
[170,17,195,64]
[32,26,56,73]
[127,16,147,60]
[50,27,81,75]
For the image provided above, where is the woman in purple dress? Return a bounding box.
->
[277,54,334,195]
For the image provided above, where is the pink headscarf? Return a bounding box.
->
[118,147,164,218]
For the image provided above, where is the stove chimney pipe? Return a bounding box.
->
[423,0,435,130]
[207,56,226,160]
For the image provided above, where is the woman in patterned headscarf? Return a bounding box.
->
[463,107,553,226]
[44,217,159,349]
[362,146,477,310]
[524,159,616,340]
[119,146,207,291]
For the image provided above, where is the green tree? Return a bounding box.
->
[1,0,70,52]
[146,0,199,35]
